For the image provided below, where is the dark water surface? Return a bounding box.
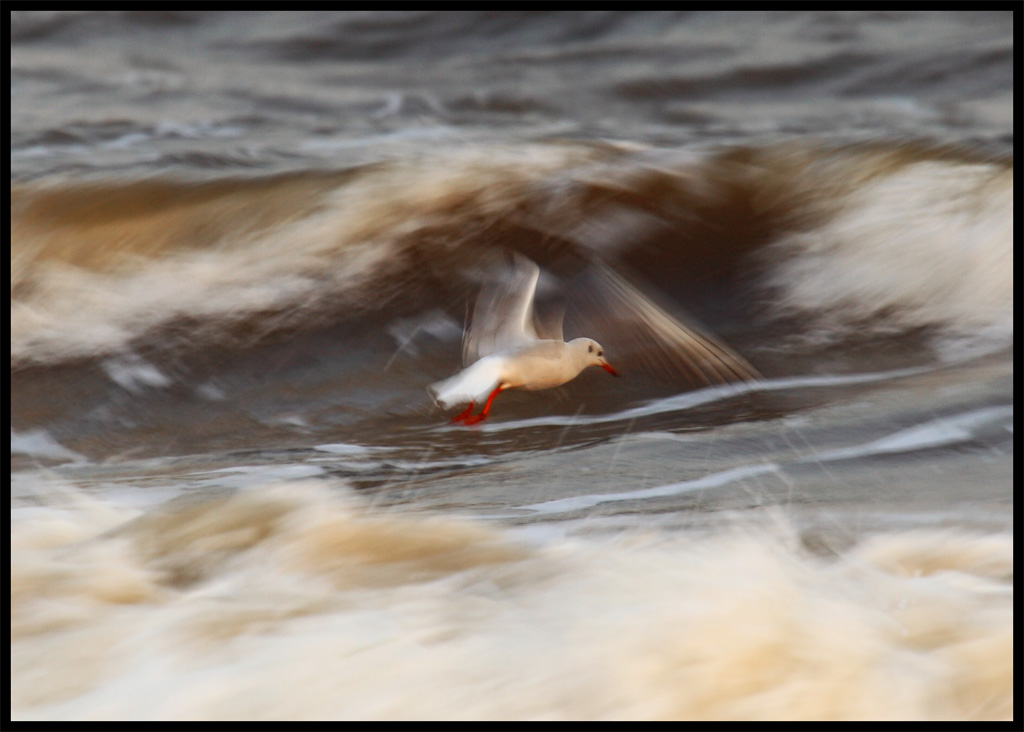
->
[11,11,1013,721]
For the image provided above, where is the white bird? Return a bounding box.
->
[429,253,757,425]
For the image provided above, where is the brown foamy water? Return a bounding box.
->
[11,482,1013,721]
[11,11,1013,721]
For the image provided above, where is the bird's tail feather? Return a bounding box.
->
[429,358,503,409]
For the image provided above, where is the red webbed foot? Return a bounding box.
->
[451,402,476,423]
[450,386,505,427]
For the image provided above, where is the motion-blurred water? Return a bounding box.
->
[10,11,1013,721]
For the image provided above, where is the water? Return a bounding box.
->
[10,11,1013,721]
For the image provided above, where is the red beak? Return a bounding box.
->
[602,363,619,377]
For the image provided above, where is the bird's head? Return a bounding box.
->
[577,338,619,377]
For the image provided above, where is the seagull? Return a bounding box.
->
[429,253,757,425]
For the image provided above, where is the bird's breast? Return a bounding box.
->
[500,350,581,391]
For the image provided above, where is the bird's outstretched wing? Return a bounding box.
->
[532,300,565,343]
[565,262,759,386]
[462,252,542,366]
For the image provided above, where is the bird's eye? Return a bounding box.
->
[588,345,593,353]
[598,350,603,357]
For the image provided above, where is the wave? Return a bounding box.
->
[11,141,1012,373]
[10,479,1013,720]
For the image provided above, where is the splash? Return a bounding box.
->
[11,143,1013,368]
[11,480,1013,720]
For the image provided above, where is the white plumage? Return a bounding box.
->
[430,354,506,410]
[429,252,757,425]
[429,254,616,424]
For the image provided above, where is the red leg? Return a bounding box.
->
[461,386,505,425]
[451,401,476,423]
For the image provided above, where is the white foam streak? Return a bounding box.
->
[479,366,931,432]
[519,405,1011,516]
[101,353,172,392]
[522,463,781,515]
[809,406,1013,463]
[11,429,87,463]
